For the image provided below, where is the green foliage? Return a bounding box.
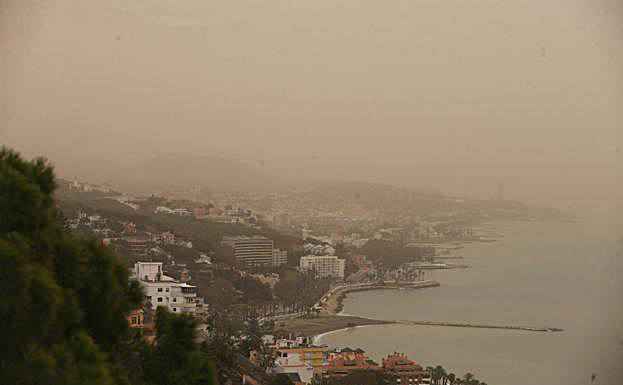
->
[273,269,331,314]
[238,313,263,358]
[236,276,273,304]
[203,277,240,311]
[359,240,431,267]
[143,308,217,385]
[0,148,216,385]
[269,374,295,385]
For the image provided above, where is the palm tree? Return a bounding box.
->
[433,365,447,385]
[462,373,475,385]
[447,373,456,385]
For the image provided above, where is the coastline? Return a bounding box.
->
[275,281,441,340]
[324,280,441,315]
[312,323,381,345]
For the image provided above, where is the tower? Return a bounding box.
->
[497,182,505,201]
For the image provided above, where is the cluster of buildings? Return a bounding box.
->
[155,206,193,216]
[303,242,336,256]
[156,203,260,226]
[63,207,199,267]
[221,235,288,268]
[262,337,431,385]
[67,179,114,193]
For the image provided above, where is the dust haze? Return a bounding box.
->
[1,0,622,214]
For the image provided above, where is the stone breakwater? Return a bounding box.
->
[315,280,564,335]
[395,320,564,332]
[321,280,441,315]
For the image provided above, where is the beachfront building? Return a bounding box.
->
[270,337,329,375]
[133,262,200,316]
[221,235,274,267]
[325,348,381,378]
[299,255,345,279]
[382,352,431,385]
[272,350,314,384]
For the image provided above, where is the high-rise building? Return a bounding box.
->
[221,235,274,267]
[497,181,505,201]
[299,255,345,279]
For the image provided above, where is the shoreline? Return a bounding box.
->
[323,280,441,315]
[312,323,381,345]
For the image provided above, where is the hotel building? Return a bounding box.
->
[299,255,345,279]
[221,235,274,267]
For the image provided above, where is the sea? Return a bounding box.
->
[317,216,623,385]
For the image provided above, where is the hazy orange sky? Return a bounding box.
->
[1,0,621,210]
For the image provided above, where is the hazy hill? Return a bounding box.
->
[106,153,288,193]
[292,181,572,222]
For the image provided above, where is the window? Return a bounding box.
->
[173,297,177,302]
[173,308,177,312]
[157,297,163,302]
[157,287,163,292]
[165,287,169,292]
[131,317,137,325]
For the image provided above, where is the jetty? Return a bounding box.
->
[295,280,565,338]
[394,320,564,333]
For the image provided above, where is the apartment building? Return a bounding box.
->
[271,337,328,375]
[299,255,345,279]
[382,353,431,385]
[325,348,381,378]
[221,235,274,267]
[133,262,199,316]
[272,248,288,267]
[125,237,148,259]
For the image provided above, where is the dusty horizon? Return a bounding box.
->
[1,0,622,211]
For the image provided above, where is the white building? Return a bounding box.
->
[272,248,288,267]
[133,262,199,316]
[272,351,314,384]
[299,255,345,279]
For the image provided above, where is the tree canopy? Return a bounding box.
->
[0,147,215,385]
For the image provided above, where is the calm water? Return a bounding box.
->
[319,219,623,385]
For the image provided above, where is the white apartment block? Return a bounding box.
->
[272,248,288,267]
[133,262,200,316]
[299,255,345,279]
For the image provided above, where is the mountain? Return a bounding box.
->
[104,153,288,193]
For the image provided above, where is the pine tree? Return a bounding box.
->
[0,147,216,385]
